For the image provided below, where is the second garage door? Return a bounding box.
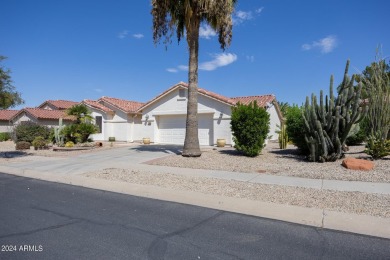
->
[158,114,213,145]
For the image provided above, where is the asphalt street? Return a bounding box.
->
[0,173,389,260]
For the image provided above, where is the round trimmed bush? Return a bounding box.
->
[231,101,270,157]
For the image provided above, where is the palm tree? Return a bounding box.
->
[152,0,236,157]
[66,104,93,124]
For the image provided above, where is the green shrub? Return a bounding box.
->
[285,106,309,154]
[365,133,390,159]
[13,121,50,143]
[65,141,74,147]
[15,141,31,150]
[62,123,97,144]
[0,132,11,142]
[346,119,369,146]
[32,136,47,149]
[231,101,270,157]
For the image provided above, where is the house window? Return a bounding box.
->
[95,116,102,133]
[179,89,186,98]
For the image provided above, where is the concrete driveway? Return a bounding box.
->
[1,144,184,175]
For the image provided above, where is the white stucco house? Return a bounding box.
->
[3,82,283,146]
[135,82,282,146]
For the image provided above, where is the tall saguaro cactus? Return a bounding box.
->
[302,60,367,162]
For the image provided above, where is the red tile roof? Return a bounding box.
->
[231,95,276,107]
[38,100,78,110]
[82,100,114,113]
[0,110,19,121]
[137,82,236,111]
[98,96,144,113]
[13,108,75,121]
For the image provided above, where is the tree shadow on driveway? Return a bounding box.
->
[128,144,183,155]
[0,151,30,158]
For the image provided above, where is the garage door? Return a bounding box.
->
[158,114,213,145]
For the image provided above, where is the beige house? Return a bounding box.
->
[0,110,18,132]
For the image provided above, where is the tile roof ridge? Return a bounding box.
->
[231,94,275,99]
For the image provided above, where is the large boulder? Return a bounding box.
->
[342,158,374,171]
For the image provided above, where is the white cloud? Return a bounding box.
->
[302,35,338,53]
[166,53,237,73]
[118,30,128,39]
[133,33,144,39]
[255,7,264,14]
[199,25,217,39]
[236,10,253,20]
[199,53,238,71]
[94,88,103,93]
[233,7,263,25]
[246,55,255,62]
[178,65,189,71]
[166,68,178,73]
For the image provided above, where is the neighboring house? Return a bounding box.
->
[11,108,75,127]
[231,95,283,142]
[38,100,79,110]
[0,110,19,132]
[136,82,282,146]
[83,97,144,142]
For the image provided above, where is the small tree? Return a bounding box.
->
[231,101,270,157]
[0,56,24,109]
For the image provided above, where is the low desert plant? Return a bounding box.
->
[0,132,11,142]
[365,132,390,159]
[15,141,31,150]
[231,101,270,157]
[62,123,97,144]
[65,141,74,147]
[32,136,47,149]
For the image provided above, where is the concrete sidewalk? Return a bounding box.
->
[0,147,389,239]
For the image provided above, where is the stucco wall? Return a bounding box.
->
[267,104,281,141]
[0,122,13,133]
[89,110,111,141]
[139,88,233,145]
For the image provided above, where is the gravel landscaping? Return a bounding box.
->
[84,168,390,218]
[148,142,390,183]
[0,141,130,162]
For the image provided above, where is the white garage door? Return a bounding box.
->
[158,114,213,145]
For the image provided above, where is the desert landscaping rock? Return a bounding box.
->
[342,158,375,171]
[149,142,390,183]
[84,168,390,218]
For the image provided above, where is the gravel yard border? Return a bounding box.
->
[84,168,390,218]
[148,142,390,183]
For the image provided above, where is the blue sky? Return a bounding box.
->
[1,0,389,110]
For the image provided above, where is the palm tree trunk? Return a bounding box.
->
[182,16,201,157]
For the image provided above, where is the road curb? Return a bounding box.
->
[1,166,389,239]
